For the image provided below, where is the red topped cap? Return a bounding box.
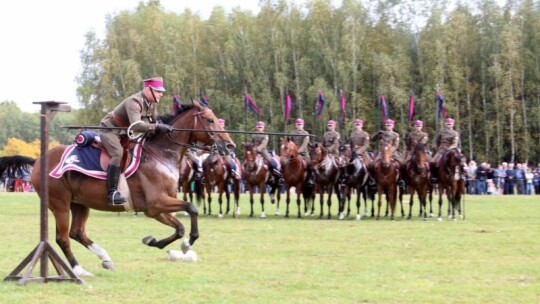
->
[295,118,304,125]
[218,119,225,126]
[414,120,423,127]
[353,119,363,125]
[256,121,265,128]
[385,119,395,126]
[445,118,455,124]
[327,120,336,127]
[143,77,165,92]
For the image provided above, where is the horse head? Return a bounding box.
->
[308,142,326,166]
[163,100,236,151]
[279,137,298,162]
[380,142,393,168]
[242,142,258,171]
[411,143,429,174]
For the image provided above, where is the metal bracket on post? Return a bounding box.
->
[4,101,83,285]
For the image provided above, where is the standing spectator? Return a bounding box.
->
[514,163,526,194]
[505,163,516,195]
[533,163,540,195]
[525,168,534,195]
[476,162,488,195]
[466,160,477,194]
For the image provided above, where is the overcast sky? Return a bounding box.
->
[0,0,262,113]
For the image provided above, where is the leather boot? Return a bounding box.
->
[107,165,127,205]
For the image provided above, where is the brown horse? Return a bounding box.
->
[242,143,281,218]
[309,142,340,219]
[279,138,313,218]
[178,156,202,204]
[201,149,241,218]
[405,143,432,220]
[436,148,465,221]
[30,101,235,277]
[337,142,369,220]
[372,142,400,220]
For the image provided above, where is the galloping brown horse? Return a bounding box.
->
[405,143,432,220]
[372,142,400,220]
[30,101,234,277]
[242,143,281,218]
[309,142,340,219]
[279,138,313,218]
[436,148,465,220]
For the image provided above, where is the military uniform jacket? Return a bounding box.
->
[291,129,310,153]
[406,130,428,150]
[100,91,158,135]
[379,130,400,151]
[348,130,370,154]
[433,128,459,150]
[323,130,340,155]
[252,133,269,153]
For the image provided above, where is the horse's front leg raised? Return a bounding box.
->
[143,205,199,252]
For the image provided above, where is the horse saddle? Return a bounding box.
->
[50,135,144,180]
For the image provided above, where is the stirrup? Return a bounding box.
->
[109,191,127,205]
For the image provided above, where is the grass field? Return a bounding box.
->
[0,192,538,304]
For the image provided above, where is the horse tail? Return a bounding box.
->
[193,180,204,206]
[302,183,314,205]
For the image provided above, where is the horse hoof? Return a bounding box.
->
[437,217,443,222]
[218,214,224,219]
[356,214,361,221]
[181,239,191,253]
[73,265,94,277]
[339,213,345,220]
[102,260,115,271]
[142,236,156,246]
[260,212,266,218]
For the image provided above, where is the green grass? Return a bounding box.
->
[0,192,539,304]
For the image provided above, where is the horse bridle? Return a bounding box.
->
[164,108,216,152]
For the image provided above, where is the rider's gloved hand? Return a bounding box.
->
[155,123,173,134]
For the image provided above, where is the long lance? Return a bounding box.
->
[61,125,317,137]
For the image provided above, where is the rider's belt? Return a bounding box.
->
[112,112,129,127]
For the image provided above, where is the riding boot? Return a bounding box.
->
[430,162,438,184]
[193,162,203,182]
[107,164,127,205]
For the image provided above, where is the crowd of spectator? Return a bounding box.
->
[464,161,540,195]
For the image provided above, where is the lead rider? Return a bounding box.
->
[99,77,173,205]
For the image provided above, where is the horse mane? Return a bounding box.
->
[157,104,195,125]
[0,155,36,177]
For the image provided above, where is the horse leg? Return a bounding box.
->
[224,183,231,215]
[407,188,414,220]
[437,183,443,220]
[234,179,241,217]
[248,185,255,218]
[260,182,267,218]
[338,185,346,220]
[390,186,397,220]
[296,187,302,219]
[285,187,290,218]
[218,186,224,218]
[376,189,382,220]
[318,189,324,219]
[399,186,405,217]
[327,186,333,220]
[50,197,94,277]
[205,184,212,216]
[70,203,113,273]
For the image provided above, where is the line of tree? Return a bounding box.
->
[60,0,540,164]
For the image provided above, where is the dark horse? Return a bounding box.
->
[178,156,202,204]
[372,142,400,220]
[435,148,465,221]
[279,138,313,218]
[200,148,241,218]
[405,143,432,220]
[309,142,340,219]
[242,142,281,218]
[30,101,235,277]
[337,142,369,220]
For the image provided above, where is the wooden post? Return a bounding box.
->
[4,101,83,285]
